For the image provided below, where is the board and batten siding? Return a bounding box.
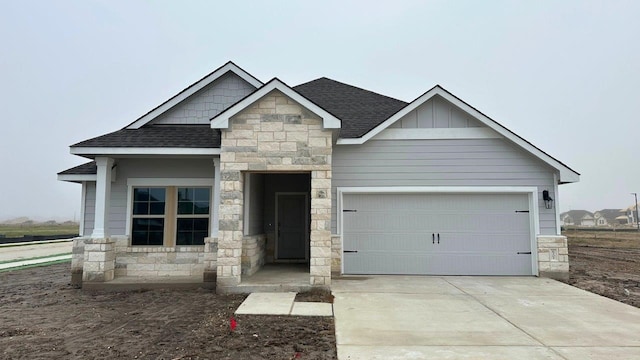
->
[390,95,485,129]
[331,138,559,235]
[82,158,215,236]
[150,72,256,126]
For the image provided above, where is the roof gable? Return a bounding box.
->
[127,62,262,129]
[337,85,580,183]
[210,78,341,130]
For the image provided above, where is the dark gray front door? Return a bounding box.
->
[276,194,307,260]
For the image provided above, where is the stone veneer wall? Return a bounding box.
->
[71,237,86,287]
[217,90,333,289]
[111,236,205,277]
[331,235,342,273]
[241,234,266,276]
[82,238,115,282]
[537,235,569,281]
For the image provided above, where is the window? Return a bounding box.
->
[176,187,211,245]
[130,186,211,246]
[131,188,166,246]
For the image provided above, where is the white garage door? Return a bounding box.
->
[342,193,533,275]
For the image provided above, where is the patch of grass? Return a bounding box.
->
[563,230,640,248]
[0,224,79,237]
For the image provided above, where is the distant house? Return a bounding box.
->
[621,203,639,225]
[593,209,626,226]
[560,210,594,226]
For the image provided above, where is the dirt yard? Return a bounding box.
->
[0,264,336,359]
[564,230,640,308]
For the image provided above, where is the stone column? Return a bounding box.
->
[83,157,116,283]
[537,235,569,281]
[216,166,244,288]
[310,170,332,286]
[203,158,221,287]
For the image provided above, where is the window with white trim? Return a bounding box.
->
[131,188,166,246]
[130,186,211,246]
[176,187,211,245]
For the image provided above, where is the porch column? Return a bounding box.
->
[203,157,221,286]
[91,157,113,239]
[83,156,116,283]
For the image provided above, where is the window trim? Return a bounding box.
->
[131,187,168,246]
[175,186,211,246]
[126,178,214,243]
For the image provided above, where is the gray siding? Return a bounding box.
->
[390,95,485,129]
[332,138,559,235]
[83,182,96,236]
[151,72,256,125]
[83,158,215,236]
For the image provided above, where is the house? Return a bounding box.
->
[58,61,579,291]
[621,203,639,225]
[593,209,626,226]
[560,210,595,226]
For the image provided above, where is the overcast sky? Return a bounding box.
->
[1,0,638,221]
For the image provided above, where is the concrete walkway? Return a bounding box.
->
[332,276,640,359]
[235,292,333,316]
[0,239,72,270]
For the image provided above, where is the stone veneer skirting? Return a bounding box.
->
[72,236,209,284]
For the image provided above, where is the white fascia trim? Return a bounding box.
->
[125,178,215,236]
[57,174,97,182]
[210,79,341,130]
[336,185,540,276]
[337,86,579,183]
[71,147,221,156]
[371,127,502,140]
[127,63,263,129]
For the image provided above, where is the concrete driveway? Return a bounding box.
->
[332,276,640,359]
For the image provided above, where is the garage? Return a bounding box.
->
[342,192,534,276]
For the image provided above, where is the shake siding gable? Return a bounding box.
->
[151,72,256,125]
[332,138,558,235]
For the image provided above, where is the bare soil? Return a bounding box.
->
[564,230,640,308]
[0,263,336,359]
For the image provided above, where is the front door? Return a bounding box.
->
[276,193,308,261]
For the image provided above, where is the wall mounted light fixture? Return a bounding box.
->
[543,190,553,209]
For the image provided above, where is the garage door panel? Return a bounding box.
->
[426,254,532,275]
[344,252,431,275]
[343,192,533,276]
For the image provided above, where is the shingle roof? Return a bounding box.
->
[293,77,407,138]
[57,161,97,175]
[71,126,220,148]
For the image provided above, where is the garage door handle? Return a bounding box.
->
[343,250,358,253]
[517,251,532,255]
[432,233,435,244]
[437,233,440,244]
